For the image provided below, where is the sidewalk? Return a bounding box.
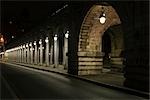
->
[1,61,149,99]
[11,62,67,74]
[11,62,125,87]
[80,72,125,87]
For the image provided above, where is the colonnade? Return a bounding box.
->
[1,31,69,69]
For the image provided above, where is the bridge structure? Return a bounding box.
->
[0,1,149,93]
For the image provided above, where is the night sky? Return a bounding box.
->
[1,1,68,45]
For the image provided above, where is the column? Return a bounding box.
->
[20,46,22,62]
[21,46,23,63]
[26,43,29,63]
[19,46,21,63]
[39,39,43,65]
[17,49,19,62]
[18,47,20,62]
[63,31,69,69]
[29,42,33,64]
[37,47,39,64]
[34,41,37,64]
[45,37,49,66]
[54,35,59,67]
[23,45,26,63]
[50,45,53,65]
[15,50,17,62]
[16,49,17,62]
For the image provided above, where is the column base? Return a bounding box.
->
[110,57,124,73]
[78,51,104,75]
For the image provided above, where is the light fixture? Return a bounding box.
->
[12,36,14,39]
[0,37,4,43]
[9,21,12,24]
[39,39,42,44]
[26,44,28,48]
[23,45,25,48]
[34,41,36,45]
[45,37,49,43]
[99,7,106,24]
[29,43,32,47]
[54,34,58,41]
[65,31,69,38]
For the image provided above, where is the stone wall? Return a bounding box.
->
[77,4,121,75]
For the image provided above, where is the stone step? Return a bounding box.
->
[81,26,90,30]
[111,57,123,61]
[79,39,87,42]
[80,29,89,33]
[80,35,88,39]
[78,70,102,75]
[78,57,102,62]
[78,61,102,66]
[78,66,102,70]
[80,32,88,36]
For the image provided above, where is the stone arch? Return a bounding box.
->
[78,4,123,75]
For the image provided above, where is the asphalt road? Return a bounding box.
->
[0,63,144,100]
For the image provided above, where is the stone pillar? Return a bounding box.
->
[50,44,53,65]
[37,47,39,64]
[17,48,18,62]
[54,35,59,67]
[45,37,49,66]
[34,41,37,64]
[22,46,24,63]
[23,45,26,63]
[110,50,124,72]
[30,42,33,64]
[19,47,21,62]
[15,50,17,62]
[16,49,18,62]
[63,31,69,69]
[20,46,22,63]
[78,51,103,75]
[17,49,19,62]
[26,43,30,64]
[39,39,43,65]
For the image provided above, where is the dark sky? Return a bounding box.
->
[1,1,68,44]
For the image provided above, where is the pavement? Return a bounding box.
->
[80,72,125,87]
[1,61,149,99]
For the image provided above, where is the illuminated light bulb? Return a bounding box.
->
[54,35,57,41]
[99,13,106,24]
[45,37,49,43]
[65,31,69,38]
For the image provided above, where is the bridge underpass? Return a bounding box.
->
[0,1,149,99]
[0,3,124,83]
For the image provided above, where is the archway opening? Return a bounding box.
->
[102,29,111,70]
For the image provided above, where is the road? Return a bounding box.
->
[0,62,144,100]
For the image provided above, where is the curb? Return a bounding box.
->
[2,62,149,99]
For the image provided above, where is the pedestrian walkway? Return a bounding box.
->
[10,61,124,87]
[11,62,67,74]
[80,72,125,87]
